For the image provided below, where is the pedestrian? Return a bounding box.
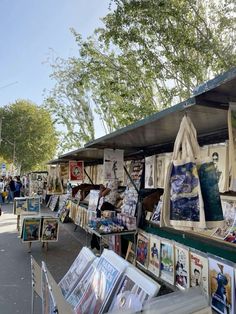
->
[0,178,5,215]
[7,176,15,203]
[14,176,22,198]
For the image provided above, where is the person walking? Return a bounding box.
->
[7,176,15,203]
[0,178,5,215]
[14,176,22,198]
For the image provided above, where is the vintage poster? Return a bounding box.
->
[212,195,236,240]
[160,240,174,285]
[69,161,84,181]
[103,149,124,182]
[150,198,163,225]
[136,232,149,269]
[22,217,41,242]
[28,197,41,213]
[59,247,95,299]
[148,235,160,278]
[41,217,59,242]
[14,197,28,215]
[190,251,209,296]
[209,256,234,314]
[145,155,156,189]
[174,245,190,289]
[88,190,100,211]
[67,259,99,308]
[75,250,128,314]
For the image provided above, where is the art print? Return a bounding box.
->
[14,198,27,215]
[88,190,100,211]
[160,240,174,285]
[41,218,59,242]
[22,217,41,242]
[190,252,209,296]
[145,155,156,189]
[136,232,149,269]
[28,197,41,213]
[174,245,190,289]
[150,198,163,225]
[103,148,124,182]
[148,235,160,277]
[69,161,84,181]
[209,257,234,314]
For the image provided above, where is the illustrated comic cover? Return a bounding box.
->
[160,240,174,285]
[22,217,41,242]
[136,232,149,269]
[41,217,59,242]
[148,234,160,277]
[190,251,209,296]
[174,245,190,289]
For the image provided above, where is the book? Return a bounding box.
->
[136,232,149,269]
[174,244,190,289]
[160,240,174,285]
[148,234,160,278]
[209,256,235,314]
[190,251,209,296]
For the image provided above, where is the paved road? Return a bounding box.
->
[0,202,88,314]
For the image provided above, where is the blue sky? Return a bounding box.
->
[0,0,112,137]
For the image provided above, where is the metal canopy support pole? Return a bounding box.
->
[123,165,139,194]
[30,255,35,314]
[84,168,94,185]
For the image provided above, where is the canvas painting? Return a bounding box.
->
[41,217,59,242]
[136,232,149,269]
[174,245,190,289]
[22,217,41,242]
[160,240,174,285]
[190,251,209,296]
[209,257,234,314]
[145,155,156,189]
[148,235,160,277]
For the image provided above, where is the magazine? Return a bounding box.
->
[190,251,209,296]
[41,217,59,242]
[148,234,160,278]
[136,232,149,269]
[108,266,160,313]
[160,240,174,285]
[75,249,129,314]
[22,216,41,242]
[209,256,235,314]
[145,155,156,189]
[174,244,190,289]
[58,247,96,299]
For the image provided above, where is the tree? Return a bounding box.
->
[0,100,58,173]
[45,0,236,147]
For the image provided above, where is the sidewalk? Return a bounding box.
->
[0,202,89,314]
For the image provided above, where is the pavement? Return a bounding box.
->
[0,202,90,314]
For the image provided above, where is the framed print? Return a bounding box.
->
[28,197,41,213]
[41,217,59,242]
[69,161,84,181]
[14,197,27,215]
[22,216,41,242]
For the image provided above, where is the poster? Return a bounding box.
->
[190,251,209,296]
[28,197,41,213]
[41,217,59,242]
[75,249,128,314]
[150,199,163,225]
[174,245,190,289]
[14,197,28,215]
[145,155,156,189]
[69,161,84,181]
[160,240,174,285]
[58,247,95,299]
[148,235,160,278]
[22,217,41,242]
[209,256,234,314]
[88,190,100,211]
[103,149,124,182]
[136,232,149,269]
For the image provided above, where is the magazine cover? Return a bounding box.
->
[160,240,174,285]
[136,232,149,269]
[148,234,160,278]
[145,155,156,189]
[14,197,28,215]
[28,197,41,213]
[75,249,129,314]
[174,244,190,289]
[190,251,209,296]
[108,266,160,313]
[88,190,100,211]
[22,216,41,242]
[69,160,84,181]
[41,217,59,242]
[58,247,96,299]
[67,259,99,308]
[104,148,124,182]
[212,195,236,240]
[209,256,235,314]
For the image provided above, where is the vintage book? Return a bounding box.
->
[160,240,175,285]
[108,266,160,313]
[190,251,209,296]
[209,256,235,314]
[75,249,129,314]
[174,244,190,289]
[136,232,149,269]
[58,247,96,299]
[145,155,156,189]
[41,217,59,242]
[22,216,41,242]
[148,234,161,278]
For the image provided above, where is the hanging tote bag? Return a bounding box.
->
[228,102,236,191]
[162,116,206,230]
[185,117,224,229]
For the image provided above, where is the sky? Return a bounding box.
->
[0,0,112,138]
